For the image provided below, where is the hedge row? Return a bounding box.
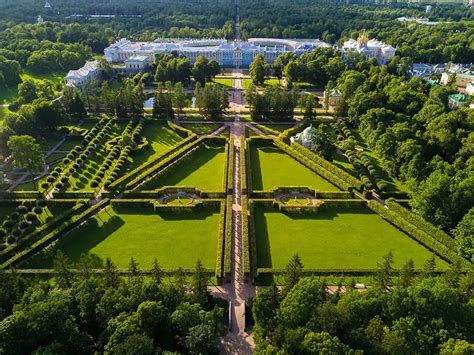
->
[1,199,110,269]
[111,199,153,208]
[51,191,95,199]
[248,201,258,277]
[1,268,215,275]
[273,139,352,191]
[250,187,353,200]
[367,201,470,268]
[0,201,89,264]
[224,196,233,277]
[126,139,203,189]
[240,137,248,195]
[215,201,226,279]
[256,268,447,276]
[278,121,307,142]
[244,138,252,193]
[288,140,363,190]
[386,199,457,251]
[167,120,195,138]
[226,136,234,194]
[153,200,221,212]
[242,195,251,277]
[108,134,197,190]
[0,191,43,199]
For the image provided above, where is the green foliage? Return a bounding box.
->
[7,135,44,174]
[250,54,267,86]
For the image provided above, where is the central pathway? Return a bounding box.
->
[214,70,256,354]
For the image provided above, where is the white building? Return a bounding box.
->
[290,125,317,149]
[37,15,44,24]
[64,61,102,89]
[341,33,395,65]
[466,83,474,96]
[323,88,342,109]
[104,38,331,68]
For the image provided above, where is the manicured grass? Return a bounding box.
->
[143,145,226,191]
[214,78,234,88]
[250,146,339,191]
[254,206,449,270]
[181,123,223,135]
[125,121,183,171]
[25,206,220,270]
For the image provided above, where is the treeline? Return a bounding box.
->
[332,63,473,256]
[0,255,226,354]
[252,253,474,354]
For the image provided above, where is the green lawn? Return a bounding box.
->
[214,78,234,88]
[254,206,449,270]
[125,121,183,172]
[181,123,223,135]
[25,206,220,270]
[143,145,226,191]
[242,77,283,89]
[250,146,339,191]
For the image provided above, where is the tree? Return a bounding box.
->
[185,323,218,354]
[53,251,73,289]
[302,332,350,354]
[128,257,139,278]
[282,253,303,295]
[104,257,120,288]
[17,79,38,104]
[252,283,279,335]
[440,339,474,354]
[151,258,163,286]
[192,55,220,86]
[172,82,187,117]
[250,54,267,86]
[191,259,209,305]
[421,256,437,278]
[398,259,415,288]
[374,251,394,291]
[453,208,473,261]
[7,135,44,178]
[63,87,87,118]
[301,94,317,119]
[310,124,336,161]
[284,61,300,88]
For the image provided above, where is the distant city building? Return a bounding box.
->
[341,33,395,65]
[44,1,52,10]
[113,55,151,76]
[410,63,434,79]
[37,15,44,24]
[104,38,331,68]
[64,61,102,90]
[448,93,469,109]
[426,5,432,13]
[290,125,317,149]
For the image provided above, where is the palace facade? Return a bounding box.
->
[104,38,331,67]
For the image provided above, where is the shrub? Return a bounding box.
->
[47,176,55,183]
[0,228,7,239]
[22,202,32,211]
[11,212,19,221]
[90,181,99,188]
[63,158,71,165]
[19,220,30,228]
[55,182,64,189]
[36,200,48,208]
[76,159,83,165]
[25,212,38,222]
[16,205,28,214]
[33,206,43,215]
[60,176,69,184]
[6,236,16,244]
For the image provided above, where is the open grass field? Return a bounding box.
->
[125,121,183,172]
[254,205,449,270]
[242,77,283,89]
[250,146,339,191]
[143,145,226,191]
[25,206,220,270]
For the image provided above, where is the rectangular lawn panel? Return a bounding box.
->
[25,206,220,270]
[250,146,339,191]
[254,206,448,270]
[143,145,226,191]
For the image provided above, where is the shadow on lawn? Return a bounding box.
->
[249,146,264,190]
[143,146,224,190]
[112,205,218,221]
[281,205,375,221]
[253,208,273,269]
[25,214,125,268]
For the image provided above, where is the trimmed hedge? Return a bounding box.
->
[224,196,233,277]
[248,201,258,277]
[51,191,95,199]
[108,134,198,190]
[242,195,251,277]
[240,137,248,195]
[288,140,363,190]
[386,199,457,251]
[167,120,195,138]
[0,192,43,199]
[256,268,447,276]
[367,201,470,268]
[273,139,352,191]
[0,202,89,264]
[215,201,226,279]
[2,199,110,269]
[226,136,234,194]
